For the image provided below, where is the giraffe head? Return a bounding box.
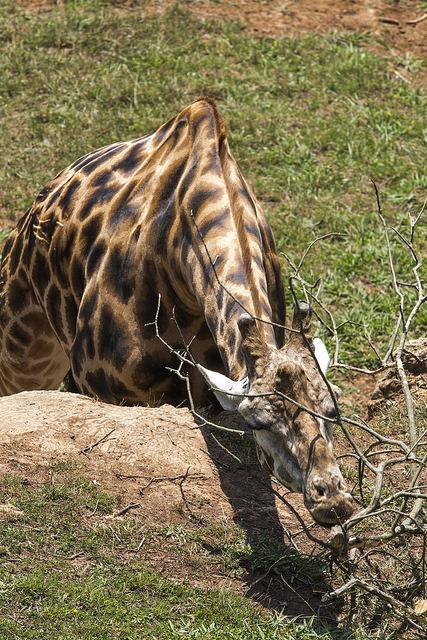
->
[199,302,354,527]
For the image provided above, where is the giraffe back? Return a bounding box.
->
[0,99,285,403]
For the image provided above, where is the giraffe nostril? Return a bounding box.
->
[311,477,328,500]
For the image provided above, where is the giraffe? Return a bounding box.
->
[0,98,354,525]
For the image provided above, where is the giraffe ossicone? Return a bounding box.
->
[0,98,353,525]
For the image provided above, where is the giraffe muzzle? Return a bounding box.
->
[303,472,355,526]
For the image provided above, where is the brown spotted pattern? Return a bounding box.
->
[0,99,284,404]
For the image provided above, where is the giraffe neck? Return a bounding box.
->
[183,217,277,381]
[156,107,280,381]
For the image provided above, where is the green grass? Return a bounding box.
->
[0,0,426,368]
[0,469,375,640]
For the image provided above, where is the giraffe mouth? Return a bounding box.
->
[254,433,355,526]
[303,468,355,526]
[304,492,355,526]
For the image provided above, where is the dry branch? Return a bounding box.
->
[406,13,427,25]
[150,189,426,635]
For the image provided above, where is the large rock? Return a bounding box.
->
[0,390,305,534]
[0,390,212,478]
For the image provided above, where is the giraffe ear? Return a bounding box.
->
[197,365,249,410]
[238,314,265,378]
[291,301,312,336]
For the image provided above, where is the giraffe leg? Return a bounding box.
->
[0,261,69,397]
[62,370,80,393]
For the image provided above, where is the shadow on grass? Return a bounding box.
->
[199,415,349,636]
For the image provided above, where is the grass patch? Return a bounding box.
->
[0,469,370,640]
[0,0,425,367]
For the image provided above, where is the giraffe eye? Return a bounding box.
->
[258,422,271,431]
[252,421,268,431]
[325,405,339,421]
[247,417,270,431]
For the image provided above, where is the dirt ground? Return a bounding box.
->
[0,390,316,538]
[17,0,427,87]
[0,389,331,614]
[1,372,424,612]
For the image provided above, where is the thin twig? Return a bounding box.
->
[139,470,204,494]
[114,503,141,517]
[80,428,116,455]
[406,13,427,25]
